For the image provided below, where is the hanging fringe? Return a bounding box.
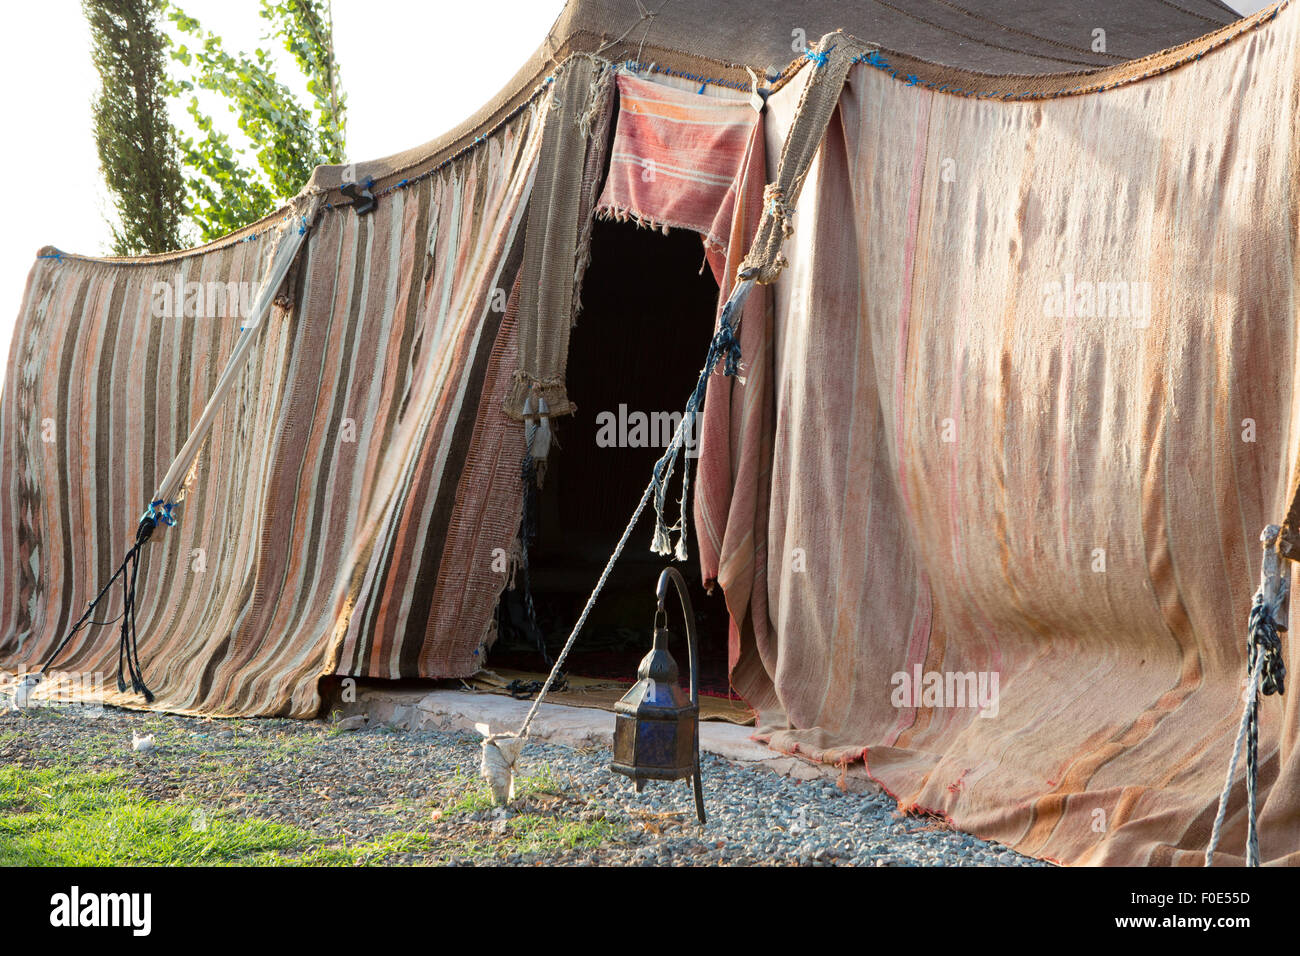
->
[516,401,553,669]
[578,57,613,141]
[596,202,673,236]
[504,370,570,423]
[647,274,751,562]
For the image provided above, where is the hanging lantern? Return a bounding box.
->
[611,566,706,823]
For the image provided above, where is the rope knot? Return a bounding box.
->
[1248,592,1287,696]
[710,314,743,379]
[763,183,795,239]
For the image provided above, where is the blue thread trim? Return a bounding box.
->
[37,252,64,261]
[620,59,750,93]
[804,45,833,69]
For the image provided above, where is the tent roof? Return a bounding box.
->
[323,0,1250,192]
[49,0,1273,264]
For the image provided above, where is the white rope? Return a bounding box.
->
[477,352,711,799]
[475,241,756,806]
[474,459,663,802]
[1205,627,1266,866]
[508,276,752,743]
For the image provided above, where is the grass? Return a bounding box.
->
[503,816,620,856]
[0,765,310,866]
[437,761,566,817]
[0,757,626,866]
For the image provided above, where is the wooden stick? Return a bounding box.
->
[1259,525,1289,629]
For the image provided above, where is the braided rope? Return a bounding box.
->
[1206,648,1264,866]
[1206,584,1286,866]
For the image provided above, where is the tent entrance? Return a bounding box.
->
[489,218,732,696]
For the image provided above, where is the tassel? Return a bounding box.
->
[532,398,552,463]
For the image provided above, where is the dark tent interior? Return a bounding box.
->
[489,218,734,696]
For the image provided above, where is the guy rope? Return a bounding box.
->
[1205,525,1289,866]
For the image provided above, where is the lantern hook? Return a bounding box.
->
[655,567,706,824]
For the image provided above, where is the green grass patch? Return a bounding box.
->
[0,765,310,866]
[0,745,623,866]
[503,815,620,857]
[437,761,566,817]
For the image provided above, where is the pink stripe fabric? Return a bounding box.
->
[596,73,759,249]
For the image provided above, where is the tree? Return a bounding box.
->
[164,0,347,242]
[85,0,187,256]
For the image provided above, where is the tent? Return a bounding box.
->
[3,0,1297,865]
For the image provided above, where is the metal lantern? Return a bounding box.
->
[611,566,706,823]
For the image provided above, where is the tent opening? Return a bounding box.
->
[489,218,733,697]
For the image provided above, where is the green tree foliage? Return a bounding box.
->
[163,0,347,242]
[85,0,188,256]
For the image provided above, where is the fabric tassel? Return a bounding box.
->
[523,395,553,488]
[532,398,552,463]
[646,279,750,561]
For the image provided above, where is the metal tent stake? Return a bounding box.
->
[611,566,706,824]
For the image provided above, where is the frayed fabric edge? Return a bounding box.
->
[596,202,729,254]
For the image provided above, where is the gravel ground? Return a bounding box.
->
[0,703,1051,866]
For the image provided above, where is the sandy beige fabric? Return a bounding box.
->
[705,1,1300,865]
[505,57,614,421]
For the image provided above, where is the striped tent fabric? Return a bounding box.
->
[0,93,549,717]
[596,74,761,250]
[6,0,1300,869]
[699,3,1300,865]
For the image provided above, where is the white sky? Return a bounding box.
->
[0,0,567,383]
[0,0,1267,383]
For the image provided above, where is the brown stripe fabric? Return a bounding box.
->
[0,97,549,716]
